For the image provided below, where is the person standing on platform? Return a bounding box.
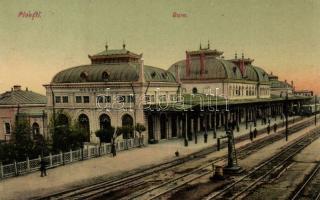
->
[267,124,271,134]
[253,128,258,138]
[111,137,117,157]
[250,130,254,141]
[204,128,208,143]
[40,158,47,177]
[273,123,278,133]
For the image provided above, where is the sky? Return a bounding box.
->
[0,0,319,94]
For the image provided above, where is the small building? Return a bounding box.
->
[0,85,47,142]
[294,90,314,97]
[268,72,293,97]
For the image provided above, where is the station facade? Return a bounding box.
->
[40,42,311,144]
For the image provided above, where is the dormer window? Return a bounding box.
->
[80,72,89,81]
[161,73,168,79]
[151,72,156,78]
[102,71,110,81]
[233,66,237,74]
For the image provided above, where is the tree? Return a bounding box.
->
[135,123,146,147]
[0,143,16,164]
[13,117,34,160]
[117,126,133,149]
[95,126,115,145]
[33,133,49,157]
[117,126,133,139]
[95,126,114,156]
[50,111,87,152]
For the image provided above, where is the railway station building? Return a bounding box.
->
[43,43,312,144]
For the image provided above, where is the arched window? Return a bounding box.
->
[192,87,198,94]
[99,114,111,130]
[78,114,90,142]
[102,71,110,81]
[80,71,89,81]
[122,114,134,139]
[32,122,40,135]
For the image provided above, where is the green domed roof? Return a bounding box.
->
[168,57,243,80]
[245,65,269,83]
[52,63,176,83]
[168,57,270,83]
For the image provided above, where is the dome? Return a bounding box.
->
[168,56,271,84]
[51,63,176,83]
[245,65,269,83]
[168,57,243,80]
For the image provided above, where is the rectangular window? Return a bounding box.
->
[62,96,68,103]
[170,94,177,101]
[118,96,126,103]
[55,96,61,103]
[127,95,135,103]
[105,96,111,103]
[145,95,151,103]
[150,95,155,102]
[159,95,167,102]
[76,96,82,103]
[83,96,90,103]
[4,123,10,134]
[97,96,104,103]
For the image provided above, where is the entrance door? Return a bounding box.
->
[171,116,177,138]
[148,115,154,141]
[160,114,166,139]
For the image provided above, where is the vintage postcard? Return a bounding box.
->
[0,0,319,199]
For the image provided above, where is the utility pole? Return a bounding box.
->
[315,95,317,126]
[285,92,289,141]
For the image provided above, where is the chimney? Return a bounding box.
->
[13,85,21,91]
[138,58,145,83]
[175,65,181,84]
[26,87,28,91]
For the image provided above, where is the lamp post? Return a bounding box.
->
[213,88,219,139]
[184,112,188,147]
[285,92,289,141]
[315,95,317,126]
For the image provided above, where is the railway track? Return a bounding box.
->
[36,116,310,200]
[203,126,320,200]
[290,162,320,200]
[119,118,317,200]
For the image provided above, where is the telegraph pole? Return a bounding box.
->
[285,92,289,141]
[315,95,317,126]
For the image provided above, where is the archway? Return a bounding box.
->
[78,114,90,142]
[99,114,112,143]
[122,114,134,139]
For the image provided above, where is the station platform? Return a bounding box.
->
[0,116,304,200]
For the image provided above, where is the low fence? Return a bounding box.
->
[0,138,141,179]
